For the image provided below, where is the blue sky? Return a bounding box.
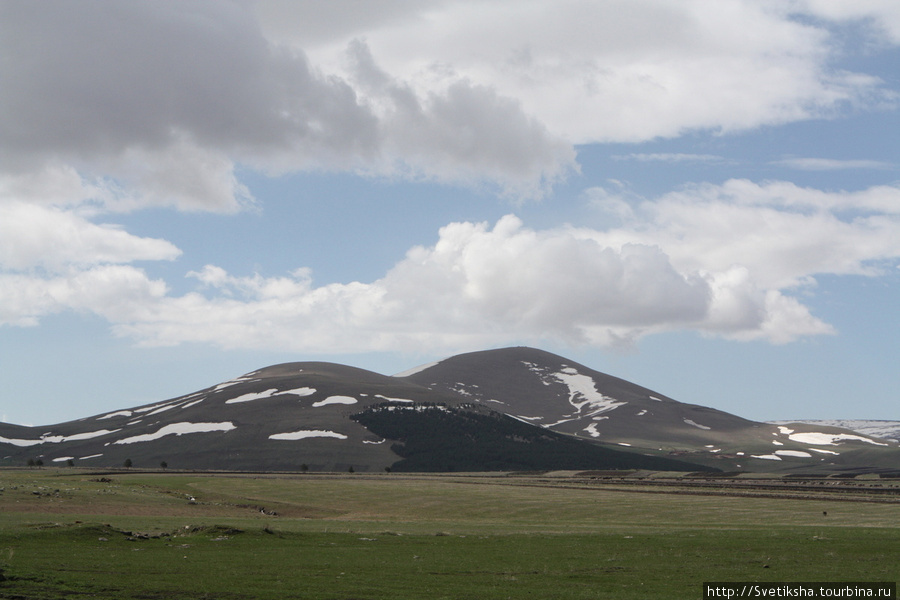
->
[2,0,899,425]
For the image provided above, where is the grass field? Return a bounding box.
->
[1,469,898,599]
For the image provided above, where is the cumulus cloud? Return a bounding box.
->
[3,1,900,357]
[0,202,180,271]
[7,177,897,351]
[0,0,574,208]
[272,0,896,144]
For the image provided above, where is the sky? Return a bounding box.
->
[2,0,899,426]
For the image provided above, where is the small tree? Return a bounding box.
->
[300,463,308,472]
[34,458,43,467]
[123,458,133,468]
[66,459,75,467]
[160,461,168,469]
[26,458,35,467]
[348,465,355,474]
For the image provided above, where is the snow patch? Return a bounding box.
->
[775,450,812,458]
[312,396,357,407]
[374,394,414,403]
[788,432,888,446]
[618,442,632,447]
[809,448,840,455]
[0,429,120,447]
[751,454,782,461]
[778,426,794,435]
[283,387,317,397]
[636,409,648,416]
[584,423,601,438]
[363,439,386,444]
[113,422,235,444]
[79,453,103,460]
[146,404,179,416]
[213,377,259,392]
[550,368,626,416]
[683,419,711,430]
[772,440,784,446]
[180,398,205,410]
[133,401,181,414]
[269,430,348,441]
[98,410,133,420]
[648,396,663,402]
[225,388,279,404]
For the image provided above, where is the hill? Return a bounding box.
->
[1,347,896,473]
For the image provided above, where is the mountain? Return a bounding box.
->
[1,347,896,473]
[396,347,900,473]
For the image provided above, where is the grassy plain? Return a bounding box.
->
[1,469,898,599]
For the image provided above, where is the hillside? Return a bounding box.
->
[1,347,897,473]
[396,347,900,473]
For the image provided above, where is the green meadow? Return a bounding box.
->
[1,469,898,599]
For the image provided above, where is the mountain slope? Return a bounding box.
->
[0,357,713,473]
[396,347,899,472]
[2,347,895,473]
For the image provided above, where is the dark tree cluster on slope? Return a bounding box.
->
[352,404,717,473]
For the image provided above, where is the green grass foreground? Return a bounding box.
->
[1,469,898,599]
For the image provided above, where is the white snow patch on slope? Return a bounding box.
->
[777,426,795,435]
[775,450,812,458]
[551,367,626,416]
[752,454,782,461]
[374,394,414,403]
[284,387,317,397]
[79,453,103,460]
[648,396,663,402]
[312,396,357,407]
[180,398,205,410]
[584,423,601,438]
[269,430,348,441]
[213,377,260,392]
[788,432,888,446]
[1,429,120,447]
[133,401,182,414]
[52,456,75,463]
[98,410,133,420]
[146,404,180,416]
[0,435,44,447]
[683,419,711,430]
[636,410,648,416]
[113,422,235,444]
[226,388,280,404]
[809,448,840,455]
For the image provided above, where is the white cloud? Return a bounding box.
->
[7,178,892,351]
[0,1,574,206]
[271,0,894,143]
[0,266,169,328]
[0,201,180,271]
[3,1,891,212]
